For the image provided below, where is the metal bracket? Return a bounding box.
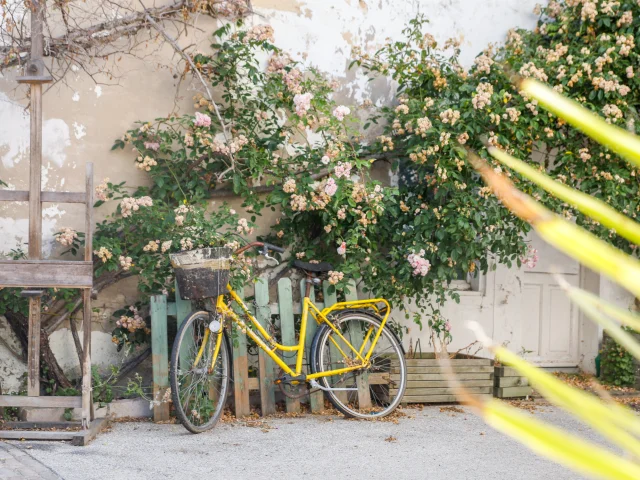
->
[20,289,45,298]
[16,58,53,84]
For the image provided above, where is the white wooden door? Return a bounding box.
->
[520,233,580,366]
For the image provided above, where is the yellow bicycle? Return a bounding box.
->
[169,242,407,433]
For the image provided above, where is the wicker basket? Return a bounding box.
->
[169,247,232,300]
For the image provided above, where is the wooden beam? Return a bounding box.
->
[71,417,109,446]
[0,418,108,445]
[84,163,94,261]
[81,289,92,427]
[27,297,41,396]
[45,191,87,203]
[0,395,82,408]
[0,190,87,203]
[0,260,93,288]
[0,191,29,201]
[0,430,77,441]
[28,87,42,259]
[1,421,82,429]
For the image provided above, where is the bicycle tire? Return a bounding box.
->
[310,310,407,419]
[170,310,230,433]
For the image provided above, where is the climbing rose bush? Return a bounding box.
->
[349,1,640,324]
[112,22,393,299]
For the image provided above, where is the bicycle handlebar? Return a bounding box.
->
[234,241,284,256]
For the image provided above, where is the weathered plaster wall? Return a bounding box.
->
[1,0,552,390]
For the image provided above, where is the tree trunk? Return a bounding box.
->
[4,310,73,390]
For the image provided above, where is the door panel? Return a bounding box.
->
[521,284,542,357]
[548,285,574,354]
[522,273,579,366]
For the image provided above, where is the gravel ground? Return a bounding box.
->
[6,404,605,480]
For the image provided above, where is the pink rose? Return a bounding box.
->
[194,112,211,128]
[324,178,338,197]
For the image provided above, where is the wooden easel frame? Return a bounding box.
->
[0,164,105,444]
[0,0,106,445]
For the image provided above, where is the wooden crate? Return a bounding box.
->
[393,354,494,404]
[493,366,533,398]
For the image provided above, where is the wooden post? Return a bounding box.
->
[81,289,92,427]
[150,296,170,422]
[345,280,372,409]
[27,0,45,261]
[231,289,251,418]
[28,83,42,261]
[277,278,300,413]
[25,0,47,400]
[255,277,276,416]
[301,279,324,412]
[82,163,94,426]
[27,297,41,397]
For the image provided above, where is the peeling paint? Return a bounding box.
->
[73,122,87,140]
[0,205,67,256]
[0,92,29,168]
[94,85,103,98]
[252,0,302,14]
[43,120,71,167]
[72,91,80,101]
[256,0,538,102]
[0,93,71,169]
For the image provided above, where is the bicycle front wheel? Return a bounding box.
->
[311,311,406,419]
[170,310,230,433]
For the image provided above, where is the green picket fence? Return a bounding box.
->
[150,276,360,421]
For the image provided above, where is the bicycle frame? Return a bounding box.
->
[204,283,391,381]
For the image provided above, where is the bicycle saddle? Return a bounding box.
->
[293,260,333,273]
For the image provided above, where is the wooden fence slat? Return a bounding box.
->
[344,279,372,409]
[278,278,300,413]
[255,277,276,416]
[344,279,358,302]
[231,289,251,418]
[323,281,348,404]
[174,279,192,326]
[150,295,170,422]
[301,279,324,412]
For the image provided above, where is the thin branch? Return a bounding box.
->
[138,0,237,181]
[69,316,84,368]
[208,153,395,197]
[113,347,151,383]
[0,334,24,363]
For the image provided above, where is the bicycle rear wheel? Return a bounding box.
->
[170,310,230,433]
[311,310,406,419]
